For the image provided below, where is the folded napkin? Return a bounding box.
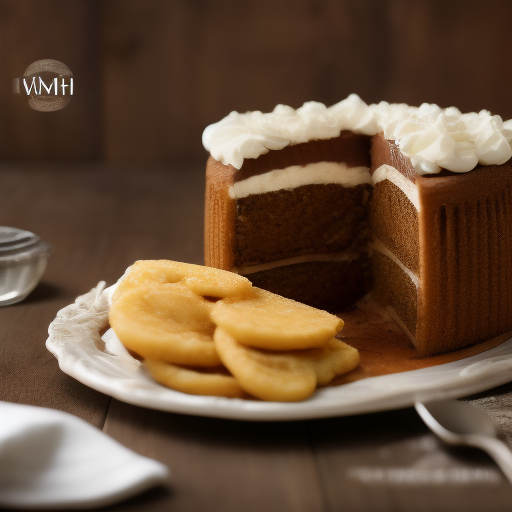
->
[0,401,169,509]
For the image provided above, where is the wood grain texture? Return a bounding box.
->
[0,161,205,428]
[2,0,512,160]
[100,0,386,161]
[308,408,512,512]
[103,401,325,512]
[100,0,512,161]
[0,0,102,159]
[383,0,512,118]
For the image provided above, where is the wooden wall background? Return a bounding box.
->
[0,0,511,162]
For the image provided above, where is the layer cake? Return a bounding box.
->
[203,95,512,355]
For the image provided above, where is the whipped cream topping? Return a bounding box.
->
[229,162,371,199]
[203,95,512,175]
[203,95,377,170]
[381,103,512,174]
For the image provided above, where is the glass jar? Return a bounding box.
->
[0,227,52,306]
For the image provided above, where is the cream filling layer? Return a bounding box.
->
[229,162,371,199]
[372,164,420,211]
[385,306,417,345]
[369,239,419,289]
[233,251,361,275]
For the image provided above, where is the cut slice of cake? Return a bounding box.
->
[370,132,512,354]
[203,95,512,355]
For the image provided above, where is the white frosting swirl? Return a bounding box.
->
[203,95,512,174]
[202,94,375,170]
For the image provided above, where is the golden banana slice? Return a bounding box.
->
[214,328,359,402]
[109,282,221,367]
[144,360,246,398]
[213,327,315,401]
[210,287,344,350]
[113,260,252,303]
[294,338,360,386]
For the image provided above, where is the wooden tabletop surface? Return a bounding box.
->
[2,162,512,512]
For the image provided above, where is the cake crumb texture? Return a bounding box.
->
[371,251,418,339]
[234,183,371,266]
[369,180,419,273]
[246,258,370,312]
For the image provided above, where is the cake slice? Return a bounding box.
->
[370,132,512,355]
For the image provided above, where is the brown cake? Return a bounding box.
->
[203,95,512,355]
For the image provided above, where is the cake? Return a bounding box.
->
[203,95,512,356]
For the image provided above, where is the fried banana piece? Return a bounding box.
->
[214,328,358,402]
[144,360,246,398]
[109,282,221,367]
[210,287,344,350]
[295,338,360,386]
[113,260,252,302]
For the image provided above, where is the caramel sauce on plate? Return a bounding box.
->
[331,298,511,386]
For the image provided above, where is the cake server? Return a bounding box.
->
[415,399,512,484]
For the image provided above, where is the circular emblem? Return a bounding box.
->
[13,59,73,112]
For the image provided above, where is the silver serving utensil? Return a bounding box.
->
[415,399,512,483]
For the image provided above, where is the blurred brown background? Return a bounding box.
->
[0,0,511,162]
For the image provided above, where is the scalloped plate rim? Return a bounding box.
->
[46,283,512,421]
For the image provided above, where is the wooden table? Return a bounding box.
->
[2,162,512,512]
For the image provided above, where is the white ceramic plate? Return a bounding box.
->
[46,283,512,421]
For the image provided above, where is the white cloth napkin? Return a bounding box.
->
[0,401,169,509]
